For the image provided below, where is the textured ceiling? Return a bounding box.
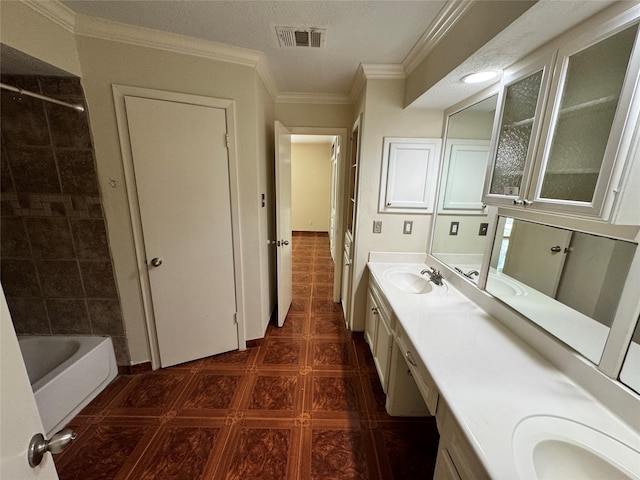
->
[60,0,447,94]
[2,1,617,108]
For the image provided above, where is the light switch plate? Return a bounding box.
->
[403,220,413,235]
[373,220,382,234]
[449,221,459,235]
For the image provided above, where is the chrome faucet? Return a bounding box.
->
[455,267,479,279]
[421,266,444,286]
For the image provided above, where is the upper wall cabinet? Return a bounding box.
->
[484,9,640,224]
[378,137,441,214]
[483,53,555,207]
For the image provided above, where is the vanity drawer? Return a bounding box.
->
[394,323,438,415]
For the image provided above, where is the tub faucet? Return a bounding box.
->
[421,267,444,286]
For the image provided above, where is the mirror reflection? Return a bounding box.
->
[620,319,640,394]
[432,94,497,272]
[488,216,637,364]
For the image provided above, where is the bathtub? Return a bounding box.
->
[18,335,118,437]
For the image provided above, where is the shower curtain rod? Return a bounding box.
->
[0,82,85,112]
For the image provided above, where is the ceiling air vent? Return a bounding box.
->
[276,27,325,48]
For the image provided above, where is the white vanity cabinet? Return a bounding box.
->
[386,322,434,417]
[434,400,490,480]
[484,11,640,224]
[365,284,394,393]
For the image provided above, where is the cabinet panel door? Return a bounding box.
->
[532,22,640,217]
[379,138,441,213]
[442,140,490,212]
[483,53,554,207]
[373,313,393,393]
[364,289,378,351]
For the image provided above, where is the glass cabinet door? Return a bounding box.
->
[533,23,640,212]
[483,55,553,206]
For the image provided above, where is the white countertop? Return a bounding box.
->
[367,260,640,479]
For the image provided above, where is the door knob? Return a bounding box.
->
[550,246,562,253]
[28,428,77,467]
[282,240,289,246]
[150,257,163,267]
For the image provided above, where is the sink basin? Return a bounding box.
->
[486,275,525,297]
[383,268,433,294]
[512,415,640,480]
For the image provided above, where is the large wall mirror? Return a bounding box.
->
[431,93,498,274]
[488,216,637,364]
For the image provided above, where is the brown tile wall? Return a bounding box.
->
[0,74,129,365]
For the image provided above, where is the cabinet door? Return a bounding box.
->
[442,140,491,212]
[434,448,462,480]
[483,53,555,207]
[364,289,378,351]
[373,311,393,393]
[531,21,640,217]
[379,138,441,213]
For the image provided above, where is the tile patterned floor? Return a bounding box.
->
[56,232,439,479]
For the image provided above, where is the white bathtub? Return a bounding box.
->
[18,335,118,437]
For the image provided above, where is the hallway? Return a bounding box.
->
[54,232,439,479]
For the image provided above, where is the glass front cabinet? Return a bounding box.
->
[484,9,640,223]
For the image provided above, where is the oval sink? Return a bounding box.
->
[512,415,640,480]
[383,268,433,294]
[487,275,525,297]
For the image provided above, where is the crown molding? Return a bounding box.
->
[20,0,280,100]
[403,0,476,75]
[74,14,263,68]
[349,63,406,103]
[21,0,76,33]
[276,92,353,105]
[361,64,406,79]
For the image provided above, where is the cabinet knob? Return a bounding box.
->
[513,199,524,206]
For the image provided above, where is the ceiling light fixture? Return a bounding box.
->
[461,70,500,84]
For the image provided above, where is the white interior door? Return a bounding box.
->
[275,121,293,327]
[1,287,59,479]
[503,221,572,297]
[125,96,238,367]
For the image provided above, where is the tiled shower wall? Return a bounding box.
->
[0,74,129,365]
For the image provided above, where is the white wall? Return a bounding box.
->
[1,4,280,363]
[0,2,81,76]
[75,36,275,360]
[291,143,331,232]
[350,78,443,330]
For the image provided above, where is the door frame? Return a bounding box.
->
[288,127,348,303]
[113,85,245,370]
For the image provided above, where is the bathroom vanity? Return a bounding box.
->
[365,255,640,480]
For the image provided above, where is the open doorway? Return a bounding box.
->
[288,128,348,304]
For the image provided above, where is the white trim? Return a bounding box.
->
[111,84,246,369]
[21,0,279,100]
[288,127,349,304]
[21,0,76,33]
[276,92,352,105]
[361,64,406,80]
[402,0,476,75]
[350,64,406,103]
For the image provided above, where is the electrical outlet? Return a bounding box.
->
[449,222,459,236]
[478,223,489,236]
[403,220,413,235]
[373,220,382,234]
